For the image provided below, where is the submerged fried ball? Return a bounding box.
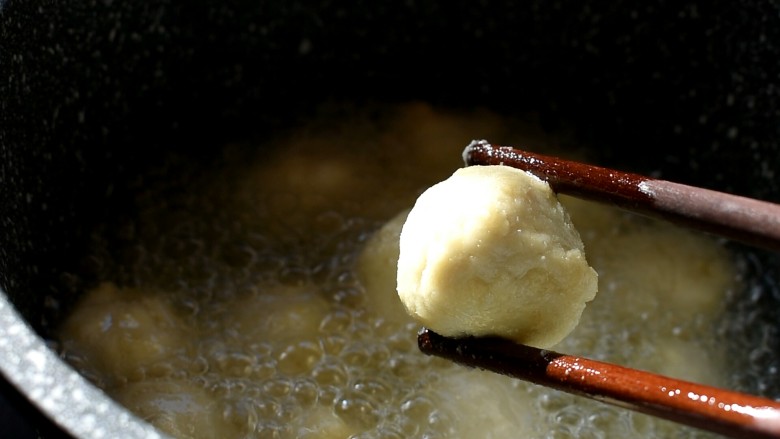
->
[397,165,598,348]
[113,379,238,439]
[224,284,331,345]
[59,282,190,383]
[356,208,415,324]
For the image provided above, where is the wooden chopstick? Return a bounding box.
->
[463,140,780,251]
[418,328,780,439]
[450,141,780,436]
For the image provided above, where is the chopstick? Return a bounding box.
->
[463,140,780,251]
[418,328,780,439]
[423,141,780,436]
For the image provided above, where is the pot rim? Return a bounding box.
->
[0,289,165,439]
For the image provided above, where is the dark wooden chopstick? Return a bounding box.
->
[418,328,780,439]
[463,140,780,251]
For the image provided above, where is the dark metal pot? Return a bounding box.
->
[1,1,780,437]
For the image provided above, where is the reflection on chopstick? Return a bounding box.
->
[418,328,780,439]
[463,140,780,251]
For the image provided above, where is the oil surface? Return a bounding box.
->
[58,102,758,438]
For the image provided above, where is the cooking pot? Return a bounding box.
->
[1,1,780,437]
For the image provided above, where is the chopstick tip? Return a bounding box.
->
[417,327,435,353]
[462,139,493,165]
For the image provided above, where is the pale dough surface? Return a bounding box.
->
[397,165,598,348]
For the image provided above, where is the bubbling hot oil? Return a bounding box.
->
[59,102,761,439]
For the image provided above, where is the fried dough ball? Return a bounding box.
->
[59,282,191,383]
[223,284,331,345]
[113,379,238,439]
[356,209,415,324]
[293,406,359,439]
[434,369,536,438]
[397,165,598,348]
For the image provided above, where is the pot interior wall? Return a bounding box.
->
[1,0,780,416]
